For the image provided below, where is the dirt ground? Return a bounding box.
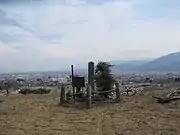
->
[0,93,180,135]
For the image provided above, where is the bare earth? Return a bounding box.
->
[0,94,180,135]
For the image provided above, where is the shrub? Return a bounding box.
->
[95,61,115,98]
[19,87,51,95]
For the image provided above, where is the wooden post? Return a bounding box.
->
[71,65,75,100]
[88,61,95,91]
[6,89,9,96]
[60,84,66,105]
[115,82,120,102]
[86,85,92,108]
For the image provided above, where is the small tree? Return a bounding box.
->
[95,61,115,98]
[0,80,12,96]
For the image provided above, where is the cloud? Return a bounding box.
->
[0,9,19,26]
[0,8,34,46]
[0,9,28,29]
[0,0,180,72]
[133,0,180,19]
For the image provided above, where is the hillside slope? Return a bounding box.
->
[137,51,180,72]
[112,60,149,73]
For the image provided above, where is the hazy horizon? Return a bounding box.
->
[0,0,180,73]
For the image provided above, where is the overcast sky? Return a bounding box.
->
[0,0,180,73]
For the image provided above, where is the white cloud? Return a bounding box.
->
[0,0,180,72]
[0,43,18,55]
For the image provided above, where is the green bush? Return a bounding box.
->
[19,88,51,95]
[95,61,115,98]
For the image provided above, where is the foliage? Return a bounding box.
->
[19,87,51,95]
[0,80,13,95]
[0,80,13,90]
[95,61,115,98]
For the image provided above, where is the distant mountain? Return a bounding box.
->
[137,51,180,72]
[112,60,150,73]
[111,60,130,65]
[112,51,180,73]
[2,51,180,75]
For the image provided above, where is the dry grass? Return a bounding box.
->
[0,93,180,135]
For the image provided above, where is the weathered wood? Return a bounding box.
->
[152,96,180,103]
[88,61,95,91]
[86,86,92,108]
[60,84,66,105]
[115,83,120,102]
[66,90,72,102]
[167,89,180,97]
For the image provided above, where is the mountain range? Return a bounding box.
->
[1,51,180,75]
[112,51,180,73]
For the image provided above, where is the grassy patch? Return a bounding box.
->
[0,94,180,135]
